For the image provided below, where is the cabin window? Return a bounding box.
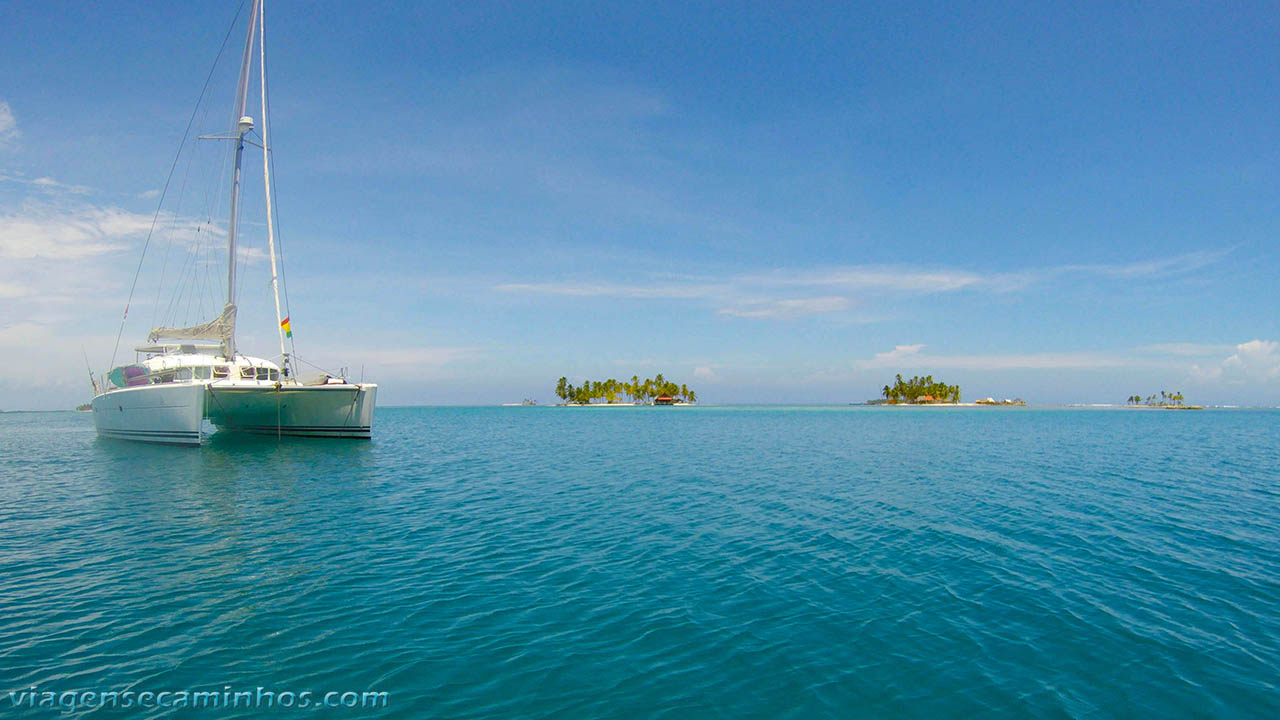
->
[175,368,193,381]
[213,366,229,379]
[156,373,175,384]
[241,367,256,379]
[269,369,280,381]
[194,366,212,380]
[257,367,270,381]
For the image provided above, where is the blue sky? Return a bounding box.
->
[2,0,1278,408]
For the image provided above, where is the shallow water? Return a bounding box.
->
[1,407,1278,718]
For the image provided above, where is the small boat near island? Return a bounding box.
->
[89,0,375,445]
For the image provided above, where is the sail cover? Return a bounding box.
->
[148,303,236,348]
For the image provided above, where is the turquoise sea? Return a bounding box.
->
[1,406,1278,718]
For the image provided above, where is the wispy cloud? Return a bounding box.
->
[692,365,719,381]
[30,176,91,194]
[495,250,1228,321]
[0,204,154,259]
[718,296,848,318]
[861,343,1178,370]
[0,172,91,194]
[871,344,926,365]
[746,267,996,293]
[494,281,722,299]
[0,101,17,148]
[1062,250,1231,279]
[861,337,1280,377]
[236,246,269,264]
[1139,342,1237,357]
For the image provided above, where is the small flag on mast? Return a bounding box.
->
[281,317,292,338]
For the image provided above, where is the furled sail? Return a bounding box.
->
[148,303,236,350]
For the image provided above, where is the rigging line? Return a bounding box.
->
[166,223,204,326]
[108,0,248,374]
[291,354,342,378]
[164,224,199,324]
[152,97,212,329]
[183,244,200,325]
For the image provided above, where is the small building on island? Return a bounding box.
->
[654,395,675,406]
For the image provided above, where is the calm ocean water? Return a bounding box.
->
[1,406,1278,718]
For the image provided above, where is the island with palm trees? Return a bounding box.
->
[1125,391,1202,409]
[876,374,962,404]
[554,374,696,405]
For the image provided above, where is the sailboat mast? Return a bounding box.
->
[224,0,261,358]
[259,0,289,371]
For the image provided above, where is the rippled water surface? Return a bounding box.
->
[2,407,1278,718]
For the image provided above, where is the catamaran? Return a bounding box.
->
[91,0,375,445]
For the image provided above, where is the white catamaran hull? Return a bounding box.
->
[92,383,206,446]
[92,382,376,445]
[205,383,376,439]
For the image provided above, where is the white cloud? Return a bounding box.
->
[494,281,721,299]
[753,267,993,293]
[0,204,156,259]
[862,344,1175,370]
[237,246,269,263]
[1139,342,1237,357]
[0,102,17,147]
[718,296,848,318]
[1065,250,1230,279]
[138,189,162,200]
[0,172,91,194]
[1190,340,1280,384]
[0,202,217,262]
[692,366,719,381]
[862,338,1280,378]
[871,344,925,365]
[31,176,91,194]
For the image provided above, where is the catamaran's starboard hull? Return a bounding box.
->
[205,383,376,439]
[92,382,376,445]
[92,383,206,446]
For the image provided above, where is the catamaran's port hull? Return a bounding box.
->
[92,383,377,445]
[205,383,376,439]
[92,383,206,446]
